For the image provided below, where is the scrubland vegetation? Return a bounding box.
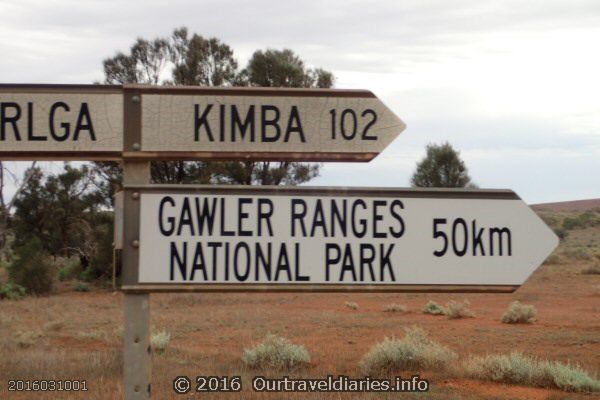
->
[359,326,457,373]
[242,334,311,370]
[501,301,537,324]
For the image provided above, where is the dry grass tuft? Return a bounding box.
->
[445,300,475,319]
[359,326,457,374]
[76,330,105,341]
[422,300,445,315]
[383,303,408,313]
[582,262,600,275]
[465,352,600,392]
[501,301,537,324]
[43,320,65,332]
[0,347,122,379]
[242,334,310,371]
[15,330,43,348]
[151,329,171,354]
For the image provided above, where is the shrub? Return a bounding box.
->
[445,300,475,319]
[562,216,582,230]
[359,326,457,374]
[0,313,13,328]
[345,301,359,310]
[151,330,171,354]
[81,214,115,281]
[502,301,537,324]
[242,334,310,370]
[582,262,600,275]
[544,254,563,265]
[77,331,104,341]
[8,238,53,295]
[422,300,445,315]
[15,330,43,348]
[465,352,600,392]
[383,303,408,313]
[58,258,80,281]
[0,283,27,300]
[73,281,90,292]
[553,227,568,240]
[43,320,65,332]
[564,248,591,261]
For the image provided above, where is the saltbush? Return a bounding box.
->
[422,300,445,315]
[445,300,475,319]
[151,330,171,354]
[383,303,408,313]
[359,326,457,374]
[582,262,600,275]
[501,301,537,324]
[465,352,600,392]
[242,334,310,370]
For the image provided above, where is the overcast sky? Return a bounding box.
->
[1,0,599,203]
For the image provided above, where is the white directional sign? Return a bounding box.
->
[0,84,123,159]
[1,84,405,161]
[128,186,558,292]
[136,87,405,161]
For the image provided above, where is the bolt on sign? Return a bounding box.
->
[0,84,405,161]
[121,185,559,293]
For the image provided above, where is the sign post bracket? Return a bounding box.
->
[122,88,151,399]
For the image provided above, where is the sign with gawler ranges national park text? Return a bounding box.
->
[128,185,559,292]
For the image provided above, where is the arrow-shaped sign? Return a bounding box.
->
[0,84,405,161]
[122,185,558,293]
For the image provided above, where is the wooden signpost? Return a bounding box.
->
[1,84,405,161]
[1,83,558,400]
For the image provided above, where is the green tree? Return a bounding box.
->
[11,164,112,276]
[216,48,333,185]
[97,29,332,189]
[410,142,475,188]
[8,237,53,295]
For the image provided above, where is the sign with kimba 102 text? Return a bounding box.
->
[0,84,405,161]
[127,185,559,292]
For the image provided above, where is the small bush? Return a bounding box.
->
[15,330,43,348]
[58,258,80,281]
[502,301,537,324]
[151,330,171,354]
[384,303,408,313]
[242,334,310,370]
[422,300,445,315]
[8,238,53,295]
[345,301,359,310]
[564,248,591,261]
[582,262,600,275]
[465,352,600,392]
[359,326,457,374]
[544,254,564,265]
[0,313,14,328]
[114,325,124,338]
[0,283,26,300]
[73,281,90,292]
[553,227,568,240]
[445,300,475,319]
[43,320,65,332]
[77,331,104,341]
